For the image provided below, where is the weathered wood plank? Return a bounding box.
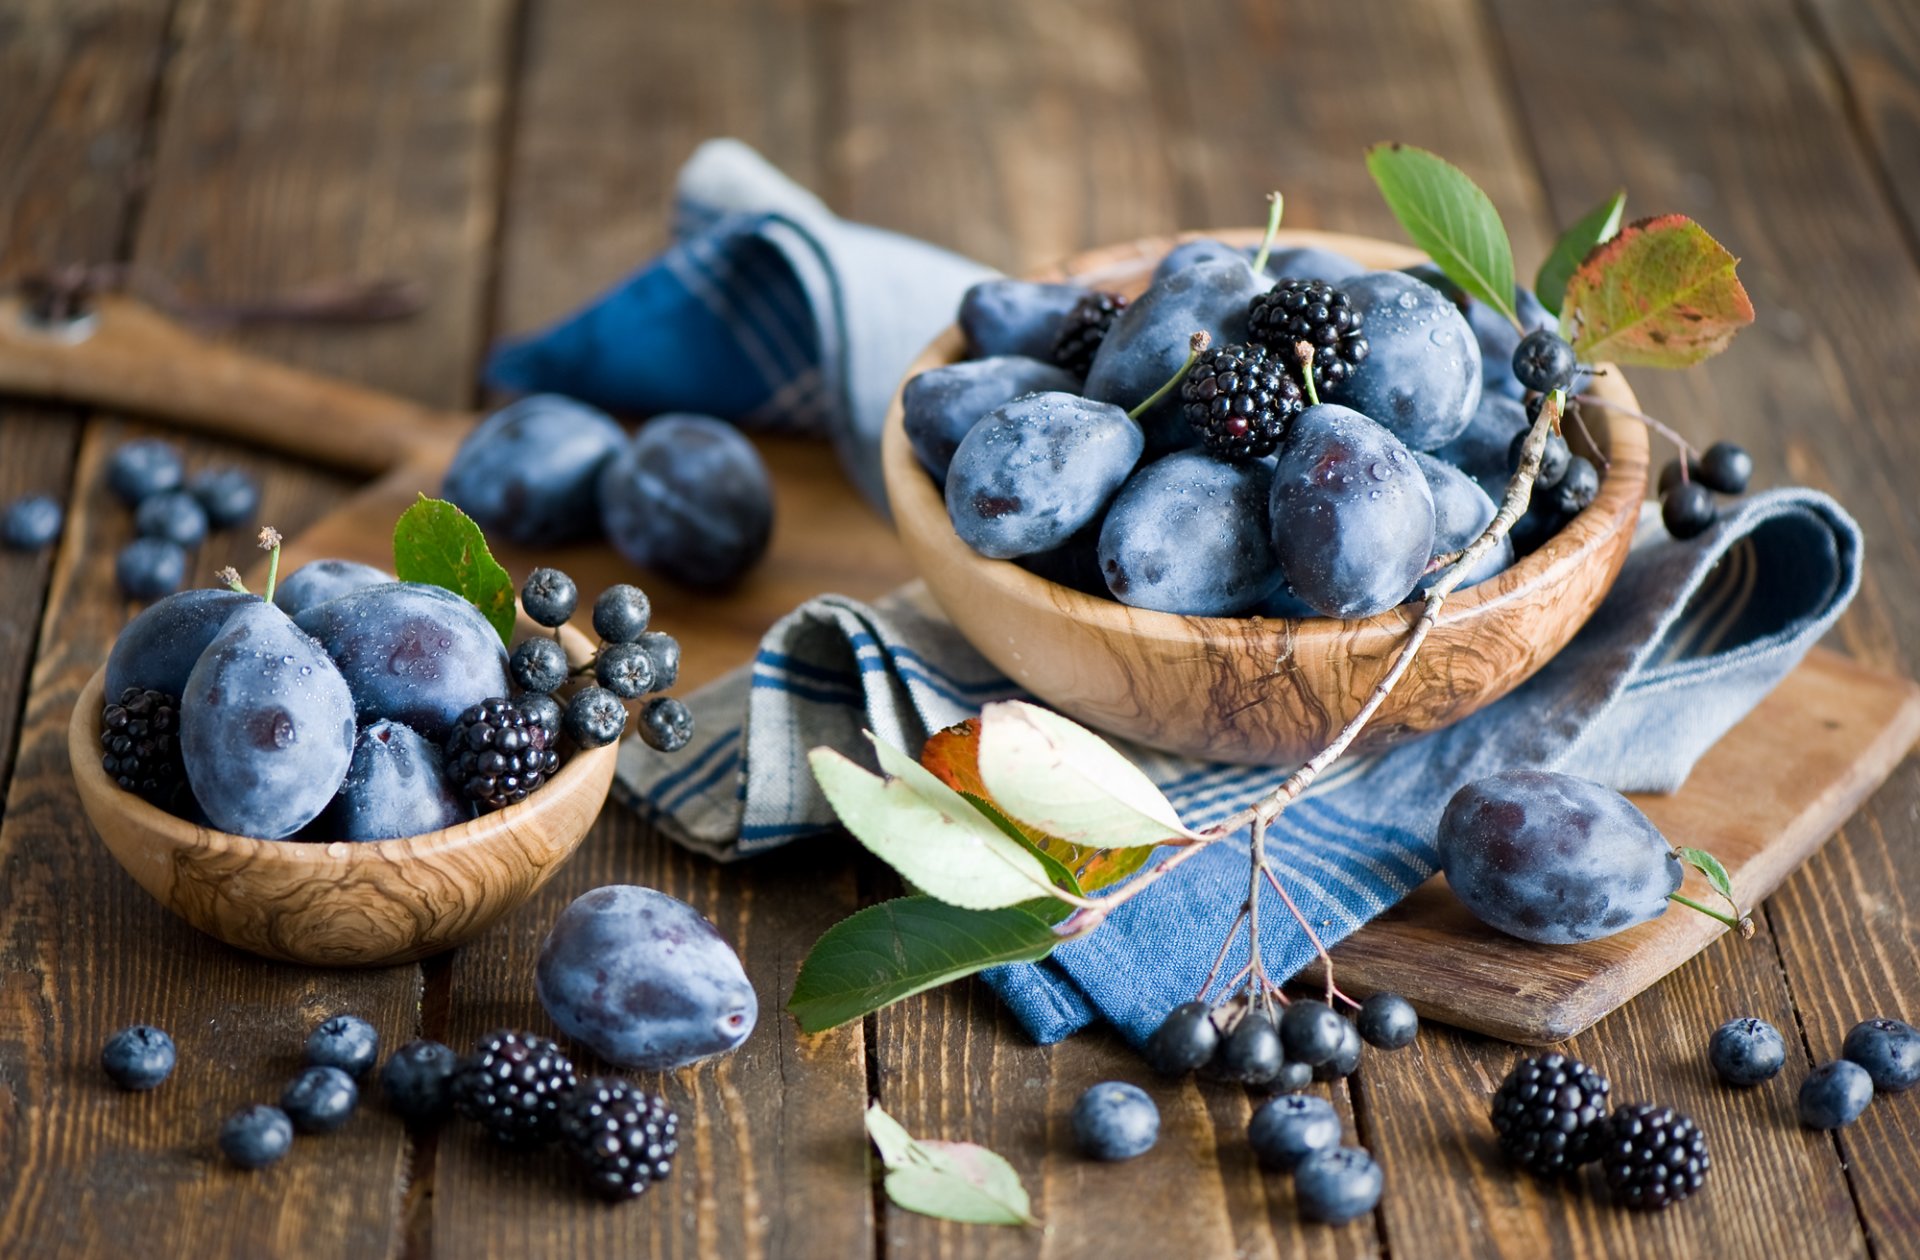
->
[1802,0,1920,254]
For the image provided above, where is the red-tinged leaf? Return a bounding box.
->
[1562,214,1754,368]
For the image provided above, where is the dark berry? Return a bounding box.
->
[559,1077,679,1199]
[1799,1060,1874,1129]
[115,538,188,600]
[1600,1104,1709,1211]
[380,1039,459,1126]
[1693,442,1753,495]
[100,686,187,809]
[1180,341,1305,460]
[1270,1059,1314,1092]
[1070,1081,1159,1161]
[1508,426,1571,490]
[451,1029,579,1146]
[1657,458,1687,497]
[517,690,564,735]
[1051,291,1128,377]
[1490,1053,1612,1177]
[101,1024,176,1090]
[219,1105,294,1170]
[2,494,63,550]
[106,438,184,504]
[1842,1018,1920,1093]
[638,697,694,753]
[1143,1001,1219,1076]
[511,635,572,694]
[281,1065,358,1134]
[592,584,651,644]
[1312,1018,1363,1081]
[1280,1001,1346,1067]
[445,697,562,811]
[1708,1017,1786,1087]
[1212,1010,1284,1085]
[1246,278,1370,395]
[1661,482,1717,539]
[134,490,209,548]
[564,686,628,748]
[1248,1093,1340,1171]
[1356,993,1418,1050]
[1548,455,1600,517]
[1294,1146,1384,1224]
[595,641,657,699]
[1511,330,1578,393]
[636,631,681,692]
[306,1014,380,1079]
[521,567,578,628]
[188,467,260,528]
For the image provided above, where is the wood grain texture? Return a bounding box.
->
[1802,0,1920,253]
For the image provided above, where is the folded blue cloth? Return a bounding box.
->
[617,490,1861,1044]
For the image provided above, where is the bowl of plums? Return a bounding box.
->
[70,552,691,966]
[882,228,1650,764]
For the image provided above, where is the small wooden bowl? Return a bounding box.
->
[882,229,1650,764]
[70,621,617,966]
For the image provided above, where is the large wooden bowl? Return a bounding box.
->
[882,229,1650,764]
[70,621,617,966]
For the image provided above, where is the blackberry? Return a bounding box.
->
[521,567,578,628]
[1599,1103,1709,1211]
[1050,291,1128,377]
[638,697,694,754]
[559,1077,679,1199]
[1179,341,1304,460]
[511,635,572,695]
[1246,278,1370,394]
[450,1029,578,1147]
[219,1105,294,1170]
[281,1065,358,1134]
[100,686,187,809]
[1490,1053,1611,1177]
[445,698,561,811]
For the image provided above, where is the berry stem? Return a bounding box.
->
[1244,814,1270,1000]
[216,565,249,595]
[1195,902,1251,1003]
[1126,330,1212,422]
[1249,192,1285,278]
[1262,860,1361,1011]
[1668,892,1754,937]
[257,526,283,604]
[1574,393,1700,463]
[1295,341,1321,406]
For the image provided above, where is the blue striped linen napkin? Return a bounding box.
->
[616,489,1861,1045]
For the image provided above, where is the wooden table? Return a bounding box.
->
[3,2,1916,1256]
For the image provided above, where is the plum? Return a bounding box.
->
[315,719,471,841]
[1429,392,1529,501]
[1097,450,1283,614]
[294,582,511,741]
[1267,246,1365,283]
[1403,264,1562,402]
[105,587,254,698]
[535,885,757,1070]
[957,279,1086,360]
[1153,239,1251,284]
[1268,404,1435,618]
[1329,270,1481,451]
[1438,770,1683,945]
[1412,452,1511,594]
[272,559,395,618]
[945,391,1142,559]
[442,394,627,546]
[598,414,773,589]
[180,600,356,839]
[901,356,1078,481]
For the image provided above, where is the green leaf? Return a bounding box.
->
[391,494,517,647]
[1366,142,1518,326]
[1678,846,1735,901]
[1535,189,1626,318]
[975,701,1199,850]
[961,792,1084,901]
[788,896,1059,1033]
[1561,214,1755,368]
[865,1103,1038,1227]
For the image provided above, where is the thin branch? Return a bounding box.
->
[1576,392,1696,465]
[1194,903,1250,1003]
[1263,861,1360,1011]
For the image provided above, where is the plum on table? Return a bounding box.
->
[442,394,627,546]
[598,414,773,589]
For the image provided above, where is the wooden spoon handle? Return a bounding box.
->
[0,293,471,474]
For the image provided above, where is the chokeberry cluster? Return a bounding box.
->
[1657,440,1754,539]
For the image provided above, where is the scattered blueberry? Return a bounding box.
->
[1356,993,1419,1050]
[442,394,626,546]
[598,414,774,589]
[562,685,627,748]
[270,559,394,618]
[306,1014,381,1078]
[1248,1093,1341,1171]
[280,1064,359,1134]
[1280,1001,1347,1068]
[520,567,578,628]
[595,641,656,699]
[101,1025,176,1091]
[106,439,185,505]
[592,584,651,644]
[2,494,63,550]
[133,489,210,548]
[1143,1001,1220,1076]
[638,696,694,753]
[512,634,573,695]
[188,467,260,528]
[219,1105,294,1170]
[945,391,1143,559]
[1071,1081,1160,1161]
[115,537,188,600]
[380,1039,459,1126]
[1293,1146,1384,1224]
[1799,1060,1874,1129]
[1842,1018,1920,1093]
[1708,1017,1787,1087]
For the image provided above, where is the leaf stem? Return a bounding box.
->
[1295,342,1320,407]
[1128,331,1211,422]
[1250,192,1285,278]
[1668,892,1754,936]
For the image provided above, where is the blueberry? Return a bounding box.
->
[115,538,188,600]
[945,392,1143,560]
[106,438,184,505]
[1508,428,1571,490]
[635,631,681,691]
[563,685,627,748]
[516,690,564,735]
[1212,1010,1284,1085]
[1661,482,1717,540]
[1295,1146,1384,1224]
[1412,452,1510,595]
[1694,441,1754,495]
[104,588,253,697]
[1356,993,1418,1050]
[101,1024,176,1090]
[1842,1018,1920,1093]
[1248,1093,1340,1171]
[957,279,1087,360]
[442,394,626,546]
[306,1014,381,1079]
[188,467,260,528]
[1153,239,1254,284]
[315,719,471,841]
[1097,450,1283,614]
[2,494,63,550]
[1070,1081,1159,1161]
[536,885,757,1069]
[294,582,512,742]
[598,414,774,589]
[1143,1001,1219,1076]
[219,1105,294,1170]
[1312,1018,1363,1080]
[1269,404,1435,619]
[512,635,573,695]
[1512,330,1579,394]
[1266,246,1366,284]
[520,567,577,628]
[1799,1060,1873,1129]
[380,1039,459,1125]
[1429,393,1528,501]
[638,697,694,753]
[271,559,394,618]
[902,355,1080,481]
[1327,271,1480,451]
[133,489,209,548]
[1709,1017,1787,1087]
[1439,770,1683,944]
[281,1064,358,1134]
[592,584,651,644]
[1281,1001,1347,1067]
[181,601,357,839]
